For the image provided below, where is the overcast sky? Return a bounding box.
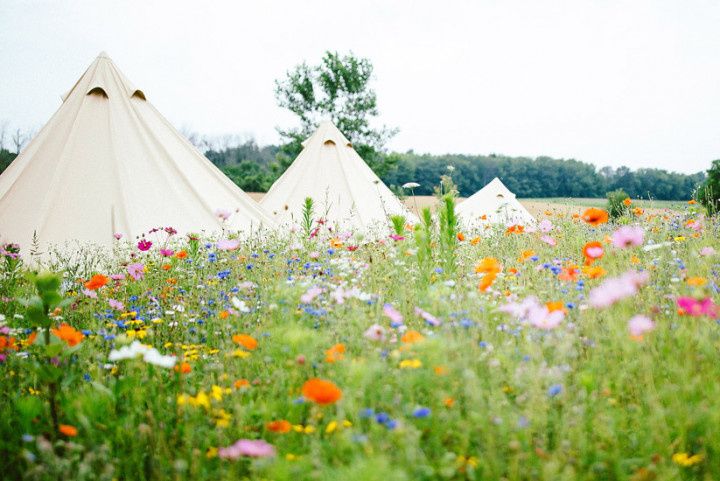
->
[1,0,718,173]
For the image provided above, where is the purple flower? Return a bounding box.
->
[127,263,145,281]
[218,439,275,459]
[159,248,174,257]
[611,226,644,249]
[383,303,404,326]
[108,299,124,311]
[414,307,441,326]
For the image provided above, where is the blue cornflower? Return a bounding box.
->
[547,384,563,397]
[413,407,431,418]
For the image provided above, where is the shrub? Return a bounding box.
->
[606,189,630,219]
[697,159,720,215]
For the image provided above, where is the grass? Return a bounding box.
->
[0,202,718,480]
[523,197,686,211]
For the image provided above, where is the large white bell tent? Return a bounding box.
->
[0,52,273,253]
[260,121,413,231]
[456,177,534,226]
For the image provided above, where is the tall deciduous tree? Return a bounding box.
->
[274,51,398,176]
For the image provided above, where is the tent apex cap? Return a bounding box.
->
[97,51,111,59]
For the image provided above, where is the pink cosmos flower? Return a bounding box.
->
[109,274,125,281]
[127,263,145,281]
[137,239,152,251]
[216,239,240,251]
[215,208,232,221]
[414,306,441,326]
[677,297,718,318]
[82,288,98,299]
[538,219,554,233]
[364,323,387,341]
[309,251,320,259]
[108,299,125,310]
[383,303,404,325]
[499,296,541,320]
[218,439,275,459]
[527,305,564,329]
[589,270,650,308]
[113,233,123,240]
[611,226,644,249]
[389,234,405,241]
[300,286,322,304]
[159,248,174,257]
[541,235,556,247]
[628,315,655,337]
[699,246,716,257]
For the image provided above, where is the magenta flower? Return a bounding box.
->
[216,239,240,251]
[137,239,152,251]
[611,226,644,249]
[389,234,405,241]
[628,315,655,337]
[677,297,718,318]
[218,439,275,459]
[159,248,174,257]
[127,263,145,281]
[589,270,650,308]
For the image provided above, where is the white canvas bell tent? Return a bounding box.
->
[260,121,414,231]
[0,52,273,253]
[456,177,534,226]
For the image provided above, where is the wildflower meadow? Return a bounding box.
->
[1,199,719,481]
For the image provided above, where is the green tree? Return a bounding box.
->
[697,159,720,214]
[274,51,398,176]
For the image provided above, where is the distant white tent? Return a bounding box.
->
[260,121,414,230]
[456,177,534,226]
[0,52,273,252]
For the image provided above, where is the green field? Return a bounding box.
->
[1,203,718,480]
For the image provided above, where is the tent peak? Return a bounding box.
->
[97,51,111,59]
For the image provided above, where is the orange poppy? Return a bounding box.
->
[219,310,229,319]
[470,236,481,246]
[581,208,609,226]
[51,324,84,346]
[545,301,567,313]
[475,257,502,274]
[633,207,644,216]
[84,274,109,290]
[688,199,697,205]
[232,334,258,351]
[505,224,525,234]
[175,250,188,259]
[266,419,292,433]
[234,379,250,389]
[456,232,465,242]
[519,250,536,262]
[479,272,497,291]
[301,378,342,405]
[174,362,192,374]
[582,241,604,265]
[582,265,607,279]
[558,266,580,282]
[325,343,346,363]
[59,424,78,437]
[623,198,632,206]
[401,330,425,344]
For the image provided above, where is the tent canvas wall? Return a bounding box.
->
[0,52,273,252]
[260,121,413,231]
[456,177,534,226]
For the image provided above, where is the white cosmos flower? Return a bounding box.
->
[402,182,420,189]
[108,341,176,368]
[231,296,250,313]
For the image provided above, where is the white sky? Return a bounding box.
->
[1,0,719,173]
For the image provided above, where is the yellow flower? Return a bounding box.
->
[672,452,704,467]
[399,358,422,369]
[342,420,352,428]
[214,409,232,428]
[303,425,316,434]
[325,421,338,433]
[674,236,686,242]
[231,349,251,358]
[206,447,218,459]
[686,277,707,287]
[285,453,299,461]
